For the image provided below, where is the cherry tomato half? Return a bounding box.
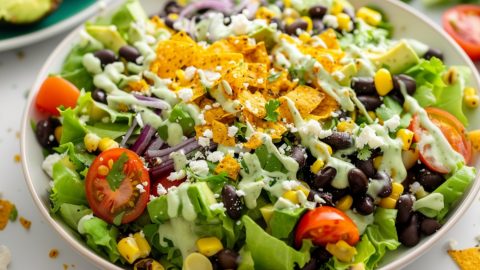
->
[36,76,80,116]
[85,148,150,224]
[294,206,359,248]
[443,5,480,60]
[409,107,471,174]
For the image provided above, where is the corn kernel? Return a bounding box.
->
[283,190,300,204]
[443,67,458,85]
[374,68,394,96]
[196,237,223,257]
[175,69,185,82]
[331,0,344,15]
[98,137,119,152]
[283,0,291,8]
[464,87,480,108]
[98,165,109,176]
[391,182,404,198]
[310,159,325,174]
[327,145,333,155]
[336,195,353,211]
[260,204,275,223]
[84,133,101,152]
[301,16,313,32]
[133,232,151,258]
[284,17,295,26]
[54,126,62,143]
[336,13,351,31]
[379,197,397,209]
[356,7,382,26]
[337,120,356,133]
[295,185,310,198]
[468,129,480,151]
[183,253,213,270]
[373,156,383,170]
[118,237,141,264]
[326,240,357,262]
[299,32,311,43]
[134,259,165,270]
[396,129,414,150]
[256,7,276,21]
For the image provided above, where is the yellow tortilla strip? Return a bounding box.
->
[212,120,236,146]
[448,247,480,270]
[310,92,339,120]
[151,40,200,78]
[0,199,14,230]
[244,133,263,149]
[238,90,267,119]
[214,155,241,180]
[284,85,325,117]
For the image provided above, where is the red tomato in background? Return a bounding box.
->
[443,5,480,60]
[36,76,80,115]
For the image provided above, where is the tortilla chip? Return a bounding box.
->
[260,121,287,140]
[194,53,244,72]
[264,70,297,99]
[243,63,268,90]
[284,85,325,117]
[0,199,14,230]
[212,120,236,146]
[195,125,211,139]
[204,107,235,124]
[151,40,200,78]
[170,31,196,44]
[310,92,339,120]
[214,155,241,180]
[244,133,263,149]
[448,247,480,270]
[243,42,270,66]
[127,79,150,92]
[318,29,341,50]
[238,90,267,118]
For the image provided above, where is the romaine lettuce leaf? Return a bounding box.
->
[58,204,92,231]
[54,142,95,171]
[326,234,376,270]
[50,162,88,212]
[59,108,87,145]
[60,41,98,91]
[82,217,121,262]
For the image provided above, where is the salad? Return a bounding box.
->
[33,0,480,269]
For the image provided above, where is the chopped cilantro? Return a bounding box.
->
[9,205,18,221]
[113,211,125,226]
[264,99,280,122]
[106,152,129,191]
[357,147,372,161]
[267,72,282,82]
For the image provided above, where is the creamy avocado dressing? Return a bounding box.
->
[209,81,241,113]
[158,217,198,259]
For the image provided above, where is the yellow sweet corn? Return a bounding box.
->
[374,68,394,96]
[464,87,479,108]
[196,237,223,257]
[133,232,151,258]
[337,120,356,133]
[260,204,275,223]
[134,259,165,270]
[379,182,405,209]
[397,129,414,150]
[183,253,213,270]
[373,156,383,170]
[356,7,382,26]
[310,159,325,174]
[336,195,353,211]
[301,16,313,32]
[298,32,311,43]
[84,133,101,152]
[336,13,351,31]
[331,0,344,15]
[283,0,291,8]
[256,7,276,21]
[54,126,62,143]
[326,240,357,262]
[283,190,300,204]
[295,185,310,198]
[468,129,480,151]
[175,69,186,82]
[98,137,119,152]
[118,236,141,264]
[378,197,397,209]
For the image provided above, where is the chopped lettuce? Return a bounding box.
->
[58,204,92,231]
[60,41,99,91]
[255,145,287,173]
[82,217,121,263]
[269,208,305,240]
[413,193,444,218]
[375,96,402,122]
[54,142,95,171]
[50,162,88,212]
[59,108,87,145]
[242,215,311,270]
[326,234,376,270]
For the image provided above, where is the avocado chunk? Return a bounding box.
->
[249,26,277,50]
[268,208,306,240]
[85,25,127,52]
[0,0,60,25]
[110,0,148,40]
[187,182,218,218]
[370,40,420,74]
[337,62,358,86]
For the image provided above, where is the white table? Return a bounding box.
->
[0,2,479,269]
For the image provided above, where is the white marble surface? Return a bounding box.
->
[0,1,479,269]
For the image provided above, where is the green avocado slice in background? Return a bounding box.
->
[0,0,61,25]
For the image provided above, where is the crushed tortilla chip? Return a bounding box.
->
[212,120,236,146]
[204,107,235,124]
[244,133,263,149]
[19,216,31,230]
[310,92,339,120]
[214,155,241,180]
[243,63,268,90]
[194,53,244,73]
[170,31,196,44]
[195,125,211,139]
[127,79,150,92]
[239,90,267,118]
[260,121,287,140]
[318,29,341,50]
[282,85,325,117]
[151,40,200,78]
[0,199,14,230]
[264,70,297,99]
[448,247,480,270]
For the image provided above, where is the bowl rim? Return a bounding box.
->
[20,0,480,269]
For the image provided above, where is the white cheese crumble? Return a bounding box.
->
[167,170,186,181]
[42,153,64,178]
[227,126,239,137]
[209,202,226,211]
[384,115,401,132]
[136,184,146,193]
[0,245,11,270]
[299,119,332,139]
[177,88,193,102]
[189,160,209,176]
[207,151,225,163]
[355,126,385,149]
[198,137,211,147]
[323,15,339,29]
[203,129,213,138]
[230,14,250,35]
[156,184,167,196]
[282,180,300,191]
[184,66,197,81]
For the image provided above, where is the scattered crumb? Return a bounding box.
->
[449,239,458,250]
[16,50,25,59]
[0,245,12,269]
[0,199,14,230]
[15,131,20,139]
[448,246,480,270]
[49,249,59,259]
[6,128,11,133]
[19,216,31,230]
[63,263,69,270]
[14,154,21,163]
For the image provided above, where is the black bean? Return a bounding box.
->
[348,168,369,195]
[420,218,441,236]
[301,259,318,270]
[424,48,444,61]
[312,246,332,264]
[285,19,308,36]
[35,118,60,148]
[164,1,182,15]
[343,8,356,21]
[119,45,141,63]
[307,190,334,206]
[93,49,116,67]
[311,19,325,35]
[134,259,155,270]
[312,167,337,189]
[357,95,383,111]
[291,146,307,168]
[374,171,393,198]
[354,158,376,178]
[217,249,238,269]
[399,214,420,247]
[321,132,353,150]
[388,90,405,105]
[417,169,444,192]
[393,74,417,95]
[164,16,176,28]
[354,195,374,215]
[92,88,107,104]
[308,5,328,19]
[396,194,414,224]
[351,77,376,95]
[270,17,284,32]
[221,185,243,220]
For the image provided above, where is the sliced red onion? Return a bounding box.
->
[120,118,138,147]
[147,137,164,151]
[149,159,175,180]
[180,0,233,18]
[130,124,157,155]
[133,94,170,110]
[145,137,198,158]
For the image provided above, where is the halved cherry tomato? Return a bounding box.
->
[443,5,480,60]
[36,76,80,116]
[409,107,471,174]
[85,148,150,224]
[294,206,359,248]
[151,175,185,197]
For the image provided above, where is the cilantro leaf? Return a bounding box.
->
[357,147,372,161]
[106,152,129,191]
[267,72,281,82]
[9,205,18,221]
[264,99,280,122]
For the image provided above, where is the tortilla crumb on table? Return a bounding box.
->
[448,246,480,270]
[0,199,14,230]
[19,216,31,230]
[49,248,59,259]
[14,154,21,163]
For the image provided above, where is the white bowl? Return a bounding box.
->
[21,0,480,269]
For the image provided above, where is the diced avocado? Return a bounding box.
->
[370,41,420,74]
[187,182,218,218]
[249,26,277,50]
[238,246,255,270]
[337,62,358,86]
[269,208,305,240]
[110,0,148,39]
[0,0,60,25]
[147,195,170,223]
[169,104,195,136]
[85,25,127,52]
